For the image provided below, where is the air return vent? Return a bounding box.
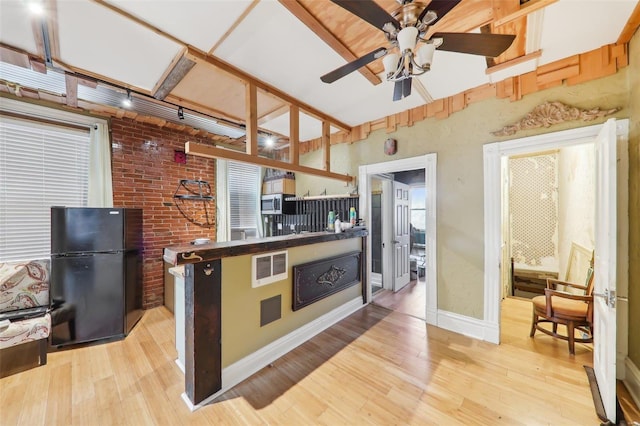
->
[252,250,288,288]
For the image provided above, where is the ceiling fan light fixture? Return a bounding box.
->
[383,53,400,78]
[397,26,419,53]
[416,43,435,69]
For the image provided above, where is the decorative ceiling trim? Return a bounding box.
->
[491,101,620,136]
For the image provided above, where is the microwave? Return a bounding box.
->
[261,194,295,215]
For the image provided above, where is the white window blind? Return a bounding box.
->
[228,161,260,239]
[0,116,90,261]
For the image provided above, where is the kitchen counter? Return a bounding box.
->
[163,228,368,265]
[164,228,368,409]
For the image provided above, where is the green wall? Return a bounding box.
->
[627,29,640,367]
[220,238,362,367]
[298,60,631,320]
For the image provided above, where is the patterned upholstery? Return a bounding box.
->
[0,313,51,350]
[0,259,51,351]
[0,260,50,312]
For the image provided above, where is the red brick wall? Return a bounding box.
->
[110,118,216,308]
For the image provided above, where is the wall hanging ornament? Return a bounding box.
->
[491,101,620,137]
[384,138,397,155]
[173,179,215,228]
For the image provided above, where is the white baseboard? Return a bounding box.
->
[624,357,640,409]
[175,358,185,373]
[426,308,437,326]
[185,297,365,411]
[436,310,487,341]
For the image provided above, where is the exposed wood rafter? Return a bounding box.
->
[208,0,260,55]
[617,0,640,44]
[258,104,289,125]
[185,47,352,132]
[152,48,196,100]
[64,74,78,107]
[493,0,559,27]
[486,50,542,74]
[278,0,381,86]
[186,142,354,183]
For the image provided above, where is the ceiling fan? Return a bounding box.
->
[320,0,516,101]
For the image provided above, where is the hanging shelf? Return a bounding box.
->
[173,179,215,228]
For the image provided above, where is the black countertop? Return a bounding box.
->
[163,229,368,265]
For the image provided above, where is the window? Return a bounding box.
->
[410,187,426,230]
[0,116,90,261]
[228,161,261,240]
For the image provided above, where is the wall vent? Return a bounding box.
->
[251,250,288,288]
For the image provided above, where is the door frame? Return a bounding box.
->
[359,153,437,325]
[483,120,629,354]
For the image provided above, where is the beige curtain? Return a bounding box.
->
[87,123,113,207]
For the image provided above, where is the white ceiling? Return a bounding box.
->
[0,0,638,141]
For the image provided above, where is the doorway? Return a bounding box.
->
[484,120,629,422]
[358,154,438,325]
[504,146,595,302]
[370,172,427,319]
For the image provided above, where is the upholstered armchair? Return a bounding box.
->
[0,259,52,374]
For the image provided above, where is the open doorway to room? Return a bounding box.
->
[359,154,438,325]
[484,120,629,423]
[370,171,427,319]
[505,146,595,302]
[500,145,596,357]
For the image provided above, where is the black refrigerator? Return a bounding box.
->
[50,207,143,348]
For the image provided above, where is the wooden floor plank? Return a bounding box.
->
[0,299,600,425]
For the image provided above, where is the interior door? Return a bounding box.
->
[393,181,411,292]
[593,118,617,423]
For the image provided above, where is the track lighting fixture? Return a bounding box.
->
[178,106,185,120]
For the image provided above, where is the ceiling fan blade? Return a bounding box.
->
[402,77,412,98]
[331,0,400,32]
[393,80,403,102]
[392,78,412,102]
[418,0,462,26]
[433,32,516,57]
[321,47,388,83]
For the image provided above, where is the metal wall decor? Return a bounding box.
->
[173,179,215,228]
[491,101,620,136]
[292,251,361,311]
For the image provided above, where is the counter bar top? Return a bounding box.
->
[164,229,368,265]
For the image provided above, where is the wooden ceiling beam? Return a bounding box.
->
[412,79,434,104]
[65,74,78,107]
[258,104,289,125]
[208,0,260,54]
[92,0,352,133]
[492,0,559,27]
[617,1,640,44]
[185,47,352,132]
[186,141,354,183]
[152,48,196,100]
[278,0,382,86]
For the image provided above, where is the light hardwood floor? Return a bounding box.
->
[372,277,426,319]
[0,298,599,425]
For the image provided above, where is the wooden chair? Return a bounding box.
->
[529,257,594,355]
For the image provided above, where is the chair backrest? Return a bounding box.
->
[584,253,595,296]
[0,259,50,312]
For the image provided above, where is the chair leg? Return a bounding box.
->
[530,310,538,337]
[553,322,558,334]
[39,339,48,365]
[567,321,575,355]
